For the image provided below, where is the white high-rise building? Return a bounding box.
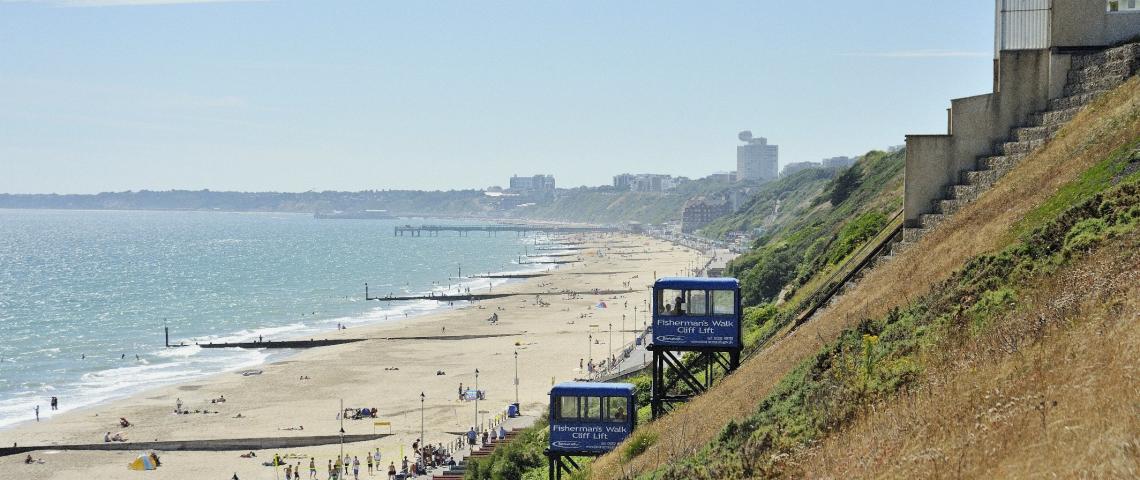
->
[736,131,778,182]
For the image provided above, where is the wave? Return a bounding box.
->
[0,233,572,431]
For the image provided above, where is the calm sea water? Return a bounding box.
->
[0,209,552,428]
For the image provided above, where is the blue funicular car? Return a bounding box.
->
[651,277,742,349]
[547,382,637,455]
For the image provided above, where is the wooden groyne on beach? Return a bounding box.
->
[526,252,578,258]
[0,434,390,457]
[472,273,550,279]
[195,339,367,349]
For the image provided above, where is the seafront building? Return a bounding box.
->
[736,131,778,183]
[681,196,732,233]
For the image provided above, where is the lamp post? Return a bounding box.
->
[338,398,345,470]
[622,314,626,347]
[608,323,613,369]
[513,351,519,405]
[588,333,592,367]
[474,369,480,430]
[420,392,425,455]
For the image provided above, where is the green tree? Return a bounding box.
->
[829,165,862,206]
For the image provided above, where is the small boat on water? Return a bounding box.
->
[313,209,395,220]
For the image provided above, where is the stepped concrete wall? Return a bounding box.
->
[904,49,1053,225]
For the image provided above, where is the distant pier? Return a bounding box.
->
[394,224,617,237]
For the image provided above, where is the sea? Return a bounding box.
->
[0,209,558,429]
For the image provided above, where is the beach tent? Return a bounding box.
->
[595,301,607,309]
[128,454,156,471]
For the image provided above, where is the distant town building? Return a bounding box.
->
[821,156,856,169]
[886,144,905,153]
[681,196,732,234]
[612,173,634,190]
[612,173,678,192]
[781,161,821,177]
[736,131,778,183]
[509,174,555,193]
[704,171,736,183]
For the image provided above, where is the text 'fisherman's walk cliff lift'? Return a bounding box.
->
[648,277,742,419]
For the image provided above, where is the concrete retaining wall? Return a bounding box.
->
[904,49,1053,225]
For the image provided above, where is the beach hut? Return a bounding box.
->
[127,454,157,471]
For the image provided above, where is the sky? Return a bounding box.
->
[0,0,996,194]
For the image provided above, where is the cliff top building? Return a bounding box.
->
[736,131,779,183]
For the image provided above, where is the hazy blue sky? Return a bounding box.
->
[1,0,995,193]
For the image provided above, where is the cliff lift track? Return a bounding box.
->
[785,209,903,332]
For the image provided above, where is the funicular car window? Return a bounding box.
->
[686,289,708,316]
[584,396,602,420]
[712,289,736,315]
[605,397,628,422]
[558,396,579,421]
[658,289,683,315]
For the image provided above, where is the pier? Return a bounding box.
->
[394,224,616,236]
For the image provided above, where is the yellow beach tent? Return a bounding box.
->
[128,454,157,471]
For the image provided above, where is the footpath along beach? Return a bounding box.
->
[1,234,704,479]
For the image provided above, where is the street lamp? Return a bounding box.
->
[513,351,519,405]
[588,333,592,367]
[338,398,345,470]
[420,392,425,456]
[608,323,613,369]
[622,314,626,347]
[474,369,480,430]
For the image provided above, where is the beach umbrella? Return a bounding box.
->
[128,455,156,471]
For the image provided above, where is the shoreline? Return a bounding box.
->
[1,233,702,480]
[0,235,561,433]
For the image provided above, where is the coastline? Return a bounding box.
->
[1,233,703,480]
[0,234,553,433]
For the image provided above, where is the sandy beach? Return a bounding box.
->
[1,233,701,479]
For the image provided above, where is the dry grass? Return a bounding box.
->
[792,232,1140,478]
[590,77,1140,479]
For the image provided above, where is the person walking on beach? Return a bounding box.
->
[34,405,39,422]
[343,454,350,475]
[366,453,373,475]
[50,396,58,411]
[308,458,316,480]
[466,427,477,448]
[387,462,396,480]
[352,456,360,480]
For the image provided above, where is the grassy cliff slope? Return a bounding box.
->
[588,75,1140,479]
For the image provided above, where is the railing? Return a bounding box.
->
[585,326,653,381]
